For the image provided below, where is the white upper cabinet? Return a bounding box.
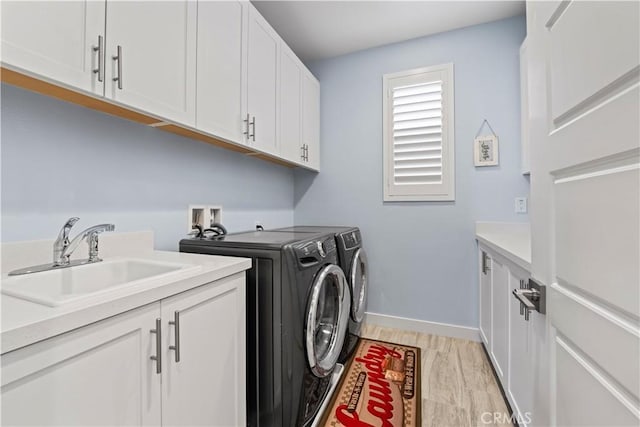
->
[197,0,247,145]
[278,42,321,170]
[105,0,197,126]
[279,45,303,164]
[247,4,279,154]
[302,71,321,170]
[1,0,106,95]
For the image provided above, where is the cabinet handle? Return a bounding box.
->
[112,45,123,90]
[150,318,162,374]
[481,252,490,274]
[243,113,250,140]
[301,144,305,161]
[305,144,309,161]
[251,116,256,142]
[168,311,181,363]
[92,35,104,82]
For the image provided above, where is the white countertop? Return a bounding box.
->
[1,232,251,354]
[475,222,531,272]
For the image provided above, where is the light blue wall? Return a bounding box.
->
[1,84,295,250]
[294,16,529,328]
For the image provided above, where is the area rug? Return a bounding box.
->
[319,338,421,427]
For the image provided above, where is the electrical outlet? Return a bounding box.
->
[188,205,207,232]
[515,197,528,214]
[209,206,222,226]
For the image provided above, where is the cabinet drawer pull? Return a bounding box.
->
[112,45,123,90]
[150,318,162,374]
[168,311,181,363]
[301,144,305,160]
[92,35,104,82]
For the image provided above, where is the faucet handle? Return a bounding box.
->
[58,217,80,241]
[87,224,115,262]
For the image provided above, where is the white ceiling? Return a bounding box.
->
[251,1,525,63]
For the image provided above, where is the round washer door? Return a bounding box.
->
[350,248,368,323]
[306,264,350,378]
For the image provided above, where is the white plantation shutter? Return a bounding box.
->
[383,64,455,201]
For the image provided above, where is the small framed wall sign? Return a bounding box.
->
[474,134,499,166]
[474,120,499,167]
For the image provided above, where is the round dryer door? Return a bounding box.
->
[350,248,368,323]
[306,264,350,378]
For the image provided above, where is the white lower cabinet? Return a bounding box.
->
[478,244,535,426]
[479,250,492,345]
[161,275,246,426]
[1,274,245,426]
[1,303,162,426]
[490,257,509,385]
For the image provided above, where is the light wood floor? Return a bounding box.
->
[360,324,513,427]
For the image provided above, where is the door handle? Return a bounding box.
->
[112,45,123,90]
[92,35,104,82]
[168,311,181,363]
[150,318,162,374]
[512,278,546,321]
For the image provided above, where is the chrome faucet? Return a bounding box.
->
[53,219,115,266]
[9,218,115,276]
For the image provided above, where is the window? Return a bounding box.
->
[383,63,455,201]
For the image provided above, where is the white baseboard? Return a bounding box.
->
[363,312,481,342]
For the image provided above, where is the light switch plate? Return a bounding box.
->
[515,197,528,213]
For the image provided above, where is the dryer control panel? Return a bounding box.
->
[340,230,361,249]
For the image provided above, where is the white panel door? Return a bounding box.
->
[197,0,247,145]
[247,4,279,153]
[529,1,640,425]
[490,258,509,385]
[280,45,303,164]
[105,0,196,125]
[302,70,321,171]
[479,249,492,346]
[1,303,162,426]
[161,275,246,427]
[1,0,106,95]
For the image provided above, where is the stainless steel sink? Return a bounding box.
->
[2,258,200,307]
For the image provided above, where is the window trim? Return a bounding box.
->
[382,63,455,202]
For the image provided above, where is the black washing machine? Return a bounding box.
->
[180,231,350,426]
[275,226,368,363]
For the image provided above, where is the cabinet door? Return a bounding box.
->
[508,271,534,426]
[491,257,509,385]
[105,0,196,125]
[1,0,105,95]
[197,0,247,144]
[302,71,321,171]
[161,274,246,426]
[279,45,303,163]
[479,250,492,346]
[1,303,162,426]
[247,4,279,153]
